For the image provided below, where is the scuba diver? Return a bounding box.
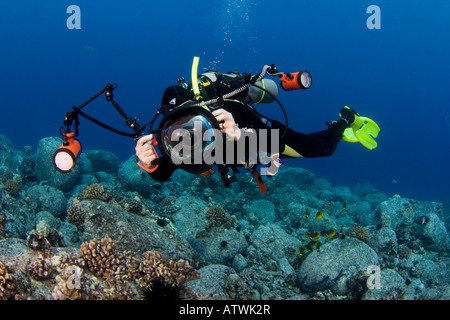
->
[136,89,358,172]
[135,62,363,193]
[53,57,379,194]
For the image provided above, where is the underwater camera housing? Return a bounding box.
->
[156,103,220,175]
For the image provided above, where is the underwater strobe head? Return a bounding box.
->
[278,71,312,91]
[53,132,82,173]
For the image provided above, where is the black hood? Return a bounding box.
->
[161,85,194,107]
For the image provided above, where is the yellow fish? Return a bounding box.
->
[305,208,311,220]
[304,231,313,239]
[305,231,321,240]
[311,231,321,240]
[316,210,324,221]
[306,240,320,251]
[297,245,308,257]
[316,241,323,252]
[321,228,337,239]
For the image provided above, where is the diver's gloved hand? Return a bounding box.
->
[135,134,159,172]
[339,107,358,125]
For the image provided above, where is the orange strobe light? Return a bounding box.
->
[279,71,312,91]
[53,132,82,173]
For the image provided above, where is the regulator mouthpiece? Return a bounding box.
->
[279,71,312,91]
[53,132,82,173]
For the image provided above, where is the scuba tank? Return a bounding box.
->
[193,71,278,105]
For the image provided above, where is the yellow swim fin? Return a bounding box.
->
[341,106,380,150]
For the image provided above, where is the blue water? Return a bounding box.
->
[0,0,449,202]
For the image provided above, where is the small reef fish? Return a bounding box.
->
[415,216,430,225]
[297,240,323,260]
[306,240,322,251]
[305,208,311,220]
[327,197,332,208]
[336,226,346,239]
[304,231,321,241]
[321,228,337,239]
[316,210,324,221]
[342,201,347,213]
[297,245,308,257]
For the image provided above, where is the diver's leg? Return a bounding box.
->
[269,119,348,158]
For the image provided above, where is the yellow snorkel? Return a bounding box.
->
[191,56,201,101]
[341,106,380,150]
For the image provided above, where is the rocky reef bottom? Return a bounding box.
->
[0,135,449,300]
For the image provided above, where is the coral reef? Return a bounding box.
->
[197,205,235,237]
[81,183,113,202]
[80,237,123,277]
[52,265,85,300]
[0,214,6,238]
[5,180,20,197]
[0,135,449,300]
[1,236,201,300]
[1,170,13,185]
[27,230,51,251]
[139,250,200,299]
[35,219,66,247]
[67,198,88,227]
[2,173,21,197]
[27,256,53,280]
[0,260,16,300]
[119,196,149,216]
[398,245,412,259]
[347,225,371,243]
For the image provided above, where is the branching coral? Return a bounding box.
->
[5,179,21,197]
[52,249,133,300]
[0,260,17,300]
[79,237,124,278]
[36,220,65,247]
[81,183,113,202]
[27,230,51,251]
[139,250,200,298]
[67,199,88,227]
[68,184,116,227]
[52,265,84,300]
[78,238,200,300]
[205,205,235,229]
[1,170,13,185]
[346,226,371,243]
[52,238,140,300]
[1,168,21,197]
[197,205,235,238]
[27,257,53,280]
[3,237,200,300]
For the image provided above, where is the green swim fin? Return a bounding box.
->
[341,106,380,150]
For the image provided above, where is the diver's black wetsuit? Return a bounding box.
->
[148,100,348,182]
